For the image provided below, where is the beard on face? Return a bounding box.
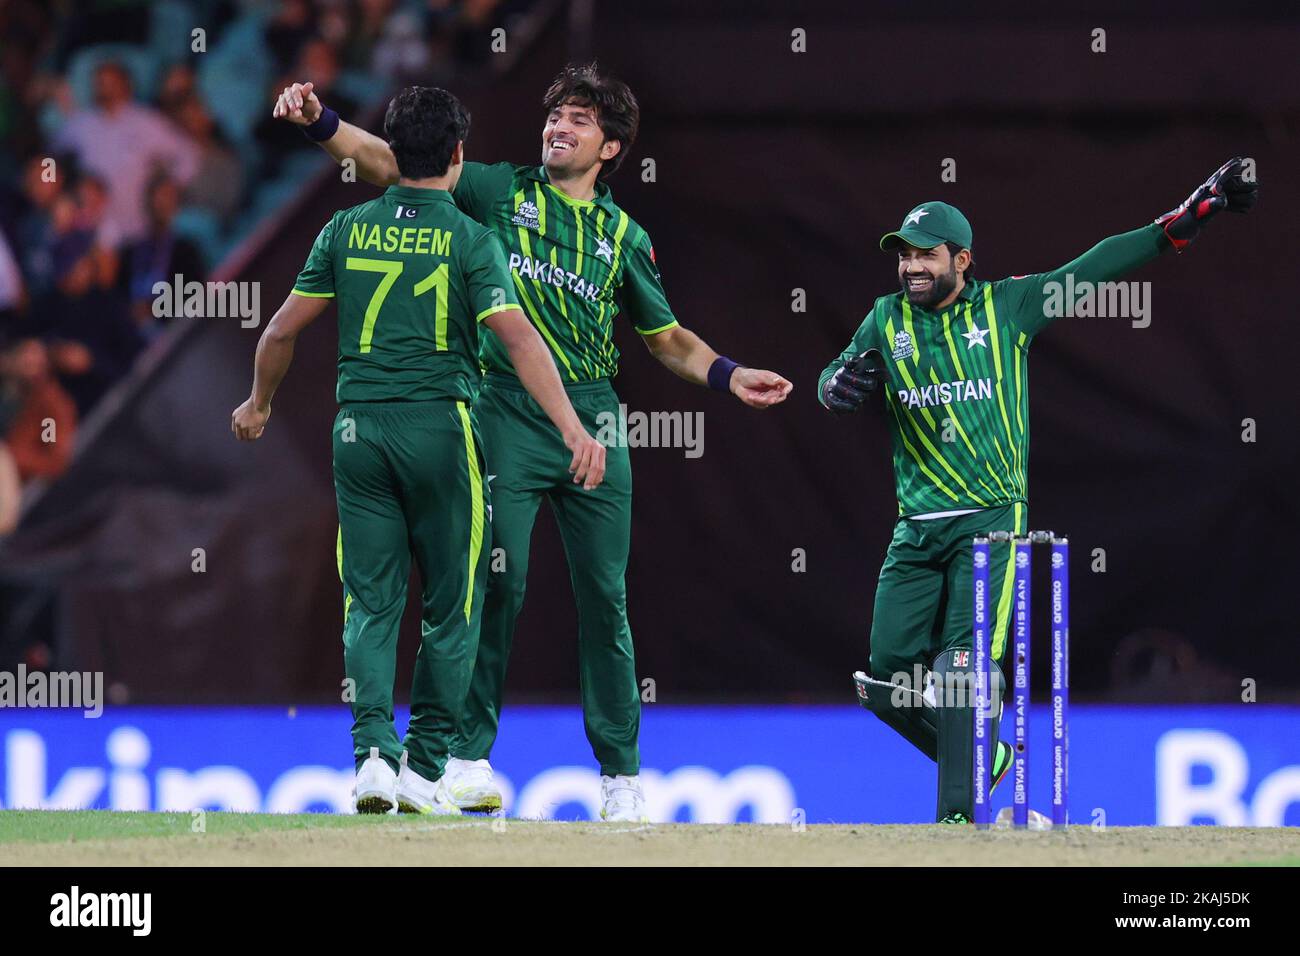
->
[900,258,958,309]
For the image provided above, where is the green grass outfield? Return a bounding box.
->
[2,810,1299,866]
[0,809,410,843]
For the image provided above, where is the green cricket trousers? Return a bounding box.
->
[867,502,1026,819]
[451,373,638,777]
[334,399,489,779]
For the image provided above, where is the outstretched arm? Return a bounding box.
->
[641,325,791,408]
[1049,156,1259,285]
[996,157,1259,335]
[273,81,398,186]
[620,231,791,408]
[231,293,331,440]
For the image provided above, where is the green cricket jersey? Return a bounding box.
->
[820,224,1167,516]
[453,162,679,382]
[292,185,520,402]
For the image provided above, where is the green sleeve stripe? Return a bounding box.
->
[291,289,334,298]
[476,304,520,323]
[636,319,679,336]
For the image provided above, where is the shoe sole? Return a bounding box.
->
[454,794,502,813]
[355,794,395,814]
[396,795,462,816]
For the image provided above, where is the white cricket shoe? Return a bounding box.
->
[395,752,462,816]
[353,747,398,815]
[600,774,649,823]
[442,756,503,813]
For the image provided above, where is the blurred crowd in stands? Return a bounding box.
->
[0,0,525,532]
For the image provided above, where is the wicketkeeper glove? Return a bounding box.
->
[822,348,887,414]
[1155,157,1258,252]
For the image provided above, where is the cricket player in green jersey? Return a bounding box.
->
[233,87,605,815]
[821,158,1258,823]
[274,64,792,821]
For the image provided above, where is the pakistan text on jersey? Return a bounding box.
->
[895,377,994,411]
[508,253,603,303]
[347,223,453,256]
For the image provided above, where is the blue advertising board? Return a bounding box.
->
[2,706,1298,825]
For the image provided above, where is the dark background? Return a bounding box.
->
[3,2,1298,705]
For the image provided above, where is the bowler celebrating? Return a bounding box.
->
[233,87,603,815]
[821,159,1257,823]
[274,63,792,821]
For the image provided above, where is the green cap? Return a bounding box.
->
[879,201,973,253]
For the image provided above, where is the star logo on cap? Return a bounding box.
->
[904,208,929,226]
[962,325,990,349]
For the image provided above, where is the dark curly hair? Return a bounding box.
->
[542,62,639,177]
[384,86,470,180]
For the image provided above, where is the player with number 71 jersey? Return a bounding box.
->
[293,186,511,404]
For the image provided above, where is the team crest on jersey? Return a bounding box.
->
[891,329,914,361]
[512,200,541,230]
[595,237,614,262]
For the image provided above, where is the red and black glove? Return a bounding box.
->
[1155,157,1258,252]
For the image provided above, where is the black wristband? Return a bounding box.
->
[708,356,740,393]
[302,105,340,142]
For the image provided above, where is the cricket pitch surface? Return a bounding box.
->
[1,812,1297,866]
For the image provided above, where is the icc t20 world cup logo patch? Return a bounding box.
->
[512,200,541,230]
[891,329,914,361]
